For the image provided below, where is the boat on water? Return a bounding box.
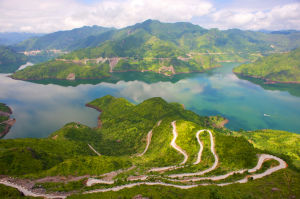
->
[264,114,271,117]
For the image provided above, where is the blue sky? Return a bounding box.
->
[0,0,300,32]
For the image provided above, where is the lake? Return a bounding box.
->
[1,62,300,139]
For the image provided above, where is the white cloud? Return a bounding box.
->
[0,0,213,33]
[204,3,300,30]
[0,0,299,33]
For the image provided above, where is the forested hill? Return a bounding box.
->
[14,25,115,51]
[0,46,27,73]
[233,47,300,83]
[0,95,299,198]
[14,19,300,53]
[10,20,300,79]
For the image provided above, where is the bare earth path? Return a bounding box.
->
[148,121,188,172]
[137,120,162,157]
[88,144,101,156]
[83,154,287,194]
[168,129,219,178]
[193,130,204,164]
[171,121,188,165]
[0,179,68,199]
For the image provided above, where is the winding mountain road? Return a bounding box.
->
[0,179,68,199]
[82,154,287,194]
[168,128,219,178]
[193,130,204,164]
[171,121,188,165]
[137,120,162,157]
[148,121,188,172]
[0,121,288,198]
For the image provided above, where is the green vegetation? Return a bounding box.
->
[0,95,299,198]
[15,20,300,53]
[12,60,110,80]
[233,48,300,83]
[0,184,38,199]
[235,129,300,168]
[34,180,86,193]
[0,103,13,138]
[68,169,300,199]
[14,26,114,51]
[26,71,198,87]
[13,20,300,81]
[0,103,11,113]
[0,46,27,73]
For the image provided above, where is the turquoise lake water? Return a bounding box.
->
[1,62,300,138]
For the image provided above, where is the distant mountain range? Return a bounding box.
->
[10,20,300,53]
[0,32,44,46]
[4,20,300,81]
[13,25,115,51]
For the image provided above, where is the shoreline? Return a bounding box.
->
[9,65,221,82]
[0,104,15,138]
[85,104,102,129]
[233,72,300,84]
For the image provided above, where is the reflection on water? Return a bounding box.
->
[236,74,300,97]
[29,72,198,86]
[1,62,300,139]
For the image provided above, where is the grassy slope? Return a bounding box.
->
[233,48,300,82]
[236,129,300,168]
[0,96,210,177]
[0,96,299,198]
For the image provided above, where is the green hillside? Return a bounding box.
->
[14,26,115,51]
[0,46,27,73]
[233,48,300,83]
[0,95,299,198]
[15,20,300,53]
[235,129,300,168]
[10,20,300,79]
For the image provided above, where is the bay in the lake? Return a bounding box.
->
[1,62,300,139]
